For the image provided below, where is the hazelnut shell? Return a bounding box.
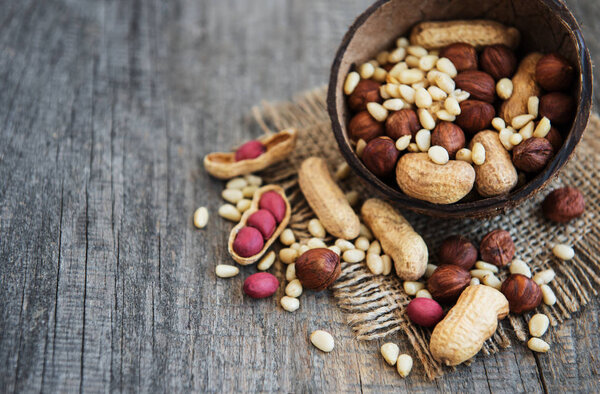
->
[348,79,382,112]
[455,100,495,134]
[295,248,341,290]
[349,111,384,142]
[439,43,478,72]
[479,44,517,80]
[535,53,574,92]
[362,137,400,178]
[385,108,420,140]
[479,229,515,267]
[542,186,585,223]
[500,274,542,314]
[512,137,554,173]
[427,264,471,303]
[454,70,496,103]
[438,235,478,270]
[431,122,466,158]
[539,92,575,125]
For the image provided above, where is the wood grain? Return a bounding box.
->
[0,0,598,392]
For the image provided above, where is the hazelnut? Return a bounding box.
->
[439,43,478,72]
[431,122,466,158]
[512,137,554,173]
[385,108,420,140]
[235,140,266,161]
[535,53,575,92]
[295,248,341,290]
[361,137,400,178]
[479,44,517,80]
[542,186,585,223]
[348,79,382,112]
[539,92,575,125]
[479,229,515,267]
[545,126,563,152]
[349,111,384,142]
[455,100,495,134]
[454,70,496,103]
[500,274,542,314]
[427,265,471,303]
[438,235,478,270]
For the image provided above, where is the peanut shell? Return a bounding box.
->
[469,130,517,197]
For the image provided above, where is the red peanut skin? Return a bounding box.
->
[243,272,279,298]
[247,209,277,239]
[233,227,264,257]
[235,140,266,161]
[406,297,444,327]
[259,191,286,223]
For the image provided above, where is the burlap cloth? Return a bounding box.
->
[251,86,599,380]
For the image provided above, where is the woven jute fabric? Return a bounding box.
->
[252,86,600,380]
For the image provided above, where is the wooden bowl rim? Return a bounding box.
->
[327,0,593,219]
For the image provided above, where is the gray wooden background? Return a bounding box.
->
[0,0,598,392]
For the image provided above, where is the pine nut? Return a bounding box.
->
[396,354,413,377]
[416,289,432,299]
[356,139,367,157]
[492,117,506,131]
[366,253,384,275]
[470,269,494,280]
[373,67,388,82]
[533,269,555,285]
[512,114,535,129]
[367,102,388,122]
[286,263,297,281]
[380,85,391,99]
[354,236,370,251]
[533,117,551,138]
[335,162,351,180]
[436,57,457,77]
[367,240,381,255]
[427,70,443,83]
[399,84,416,104]
[280,229,296,246]
[367,59,379,68]
[381,343,400,366]
[496,78,513,100]
[408,45,428,57]
[244,174,263,186]
[396,37,409,47]
[407,143,419,152]
[428,145,449,165]
[215,264,239,278]
[425,264,438,278]
[376,51,390,65]
[471,142,486,165]
[335,239,355,252]
[236,199,252,213]
[280,296,300,312]
[415,88,432,108]
[470,277,480,286]
[509,133,523,146]
[385,84,401,98]
[344,72,360,95]
[455,148,473,163]
[475,261,499,273]
[399,69,425,84]
[405,55,420,68]
[257,251,276,271]
[403,281,425,295]
[382,255,393,275]
[482,273,502,290]
[308,238,327,249]
[310,330,334,352]
[388,47,407,63]
[279,248,299,264]
[527,338,550,353]
[285,279,303,297]
[552,244,574,260]
[528,96,540,117]
[226,177,248,190]
[509,259,531,278]
[499,128,514,150]
[415,128,432,151]
[418,109,435,130]
[299,245,310,255]
[345,191,360,207]
[519,121,535,140]
[193,207,209,229]
[359,224,374,240]
[383,98,405,111]
[451,89,470,101]
[390,62,408,78]
[308,218,326,238]
[358,62,375,79]
[343,249,365,263]
[395,135,412,151]
[328,245,341,255]
[290,242,301,251]
[242,185,258,198]
[435,73,455,94]
[444,96,461,116]
[419,55,438,71]
[529,314,550,337]
[222,188,244,204]
[541,284,557,305]
[218,204,241,222]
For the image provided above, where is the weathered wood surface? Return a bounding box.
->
[0,0,598,392]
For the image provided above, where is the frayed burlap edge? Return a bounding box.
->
[251,86,600,380]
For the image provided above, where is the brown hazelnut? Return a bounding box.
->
[454,70,496,103]
[295,248,341,290]
[348,111,384,142]
[438,235,478,270]
[427,265,471,303]
[479,229,515,267]
[439,43,478,72]
[385,108,420,140]
[542,186,585,223]
[361,136,400,178]
[455,100,495,134]
[512,137,554,173]
[545,126,563,152]
[431,122,466,158]
[535,53,575,92]
[500,274,542,314]
[348,79,382,112]
[539,92,575,125]
[479,44,517,80]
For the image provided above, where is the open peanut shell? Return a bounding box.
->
[204,128,297,179]
[227,185,291,265]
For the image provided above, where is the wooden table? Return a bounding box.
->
[1,0,598,392]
